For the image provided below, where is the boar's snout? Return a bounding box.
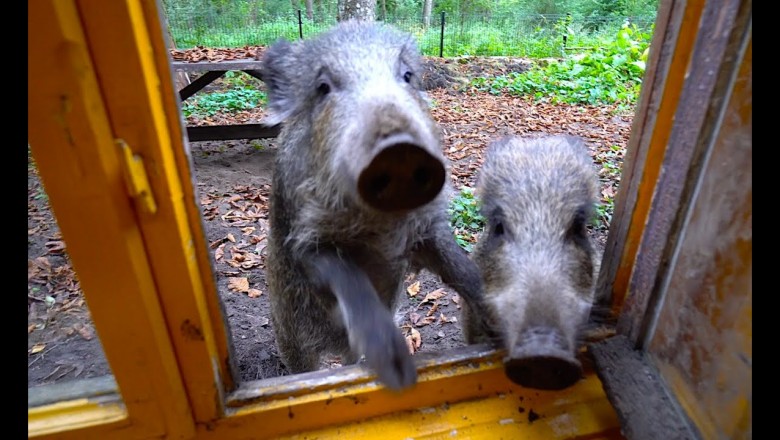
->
[357,134,445,212]
[504,327,583,391]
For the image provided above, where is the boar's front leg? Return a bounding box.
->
[305,250,417,391]
[413,223,499,344]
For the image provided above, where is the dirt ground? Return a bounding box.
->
[28,55,631,389]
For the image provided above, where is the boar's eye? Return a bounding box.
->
[403,71,413,83]
[566,205,591,247]
[493,222,505,236]
[315,69,334,97]
[317,81,331,96]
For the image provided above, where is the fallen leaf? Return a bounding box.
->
[410,328,422,349]
[440,313,458,324]
[409,312,421,326]
[406,281,421,297]
[247,288,263,298]
[45,241,66,254]
[426,302,440,316]
[78,326,94,340]
[203,206,219,220]
[226,233,236,243]
[417,316,436,327]
[420,288,446,305]
[452,294,461,309]
[28,324,36,334]
[227,277,249,293]
[405,335,415,354]
[214,243,226,261]
[241,227,256,235]
[249,234,266,244]
[30,343,46,354]
[209,238,224,249]
[35,256,51,269]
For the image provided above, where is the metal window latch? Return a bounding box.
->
[117,139,157,215]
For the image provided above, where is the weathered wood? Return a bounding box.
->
[229,343,501,405]
[241,69,264,81]
[589,335,701,440]
[28,376,119,408]
[171,59,264,73]
[648,29,751,440]
[594,0,694,317]
[139,1,241,393]
[617,0,752,344]
[178,70,226,101]
[186,123,281,142]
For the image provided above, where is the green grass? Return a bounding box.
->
[448,186,485,252]
[168,15,653,58]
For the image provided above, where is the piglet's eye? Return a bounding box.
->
[403,71,413,83]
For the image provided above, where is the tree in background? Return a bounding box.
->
[338,0,376,21]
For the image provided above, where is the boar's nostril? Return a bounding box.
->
[413,166,432,189]
[369,174,392,198]
[357,143,445,212]
[504,327,582,390]
[504,356,582,391]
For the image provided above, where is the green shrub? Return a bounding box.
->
[448,186,486,252]
[471,23,651,106]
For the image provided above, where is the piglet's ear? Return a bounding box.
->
[259,38,298,125]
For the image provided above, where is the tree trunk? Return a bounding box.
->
[380,0,387,21]
[337,0,375,22]
[305,0,314,20]
[160,8,191,91]
[422,0,433,27]
[314,0,324,22]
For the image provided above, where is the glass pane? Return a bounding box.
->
[168,9,657,385]
[28,147,114,394]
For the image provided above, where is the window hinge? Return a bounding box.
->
[117,139,157,215]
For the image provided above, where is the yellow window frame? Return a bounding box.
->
[28,0,748,438]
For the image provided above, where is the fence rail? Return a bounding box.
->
[166,10,656,58]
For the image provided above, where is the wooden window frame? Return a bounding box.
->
[27,0,751,438]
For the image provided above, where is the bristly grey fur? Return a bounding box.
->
[259,20,490,391]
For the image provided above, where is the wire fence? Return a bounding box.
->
[166,9,656,58]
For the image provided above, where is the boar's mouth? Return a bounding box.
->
[357,142,445,212]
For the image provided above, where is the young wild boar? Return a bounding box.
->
[464,135,600,390]
[259,20,492,391]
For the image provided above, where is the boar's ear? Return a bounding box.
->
[260,39,298,125]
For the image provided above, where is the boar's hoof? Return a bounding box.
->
[358,142,445,212]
